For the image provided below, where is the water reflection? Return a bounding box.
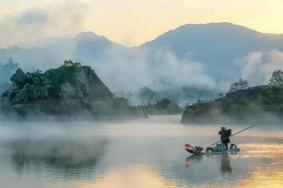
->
[0,116,282,188]
[184,153,232,174]
[8,137,108,179]
[90,165,181,188]
[220,153,231,174]
[184,154,203,168]
[232,143,283,188]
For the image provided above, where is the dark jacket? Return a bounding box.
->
[219,129,232,143]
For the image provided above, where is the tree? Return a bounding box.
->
[155,98,171,109]
[139,87,159,105]
[218,93,224,98]
[229,79,249,92]
[269,70,283,88]
[63,60,81,67]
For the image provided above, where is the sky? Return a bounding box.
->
[0,0,283,47]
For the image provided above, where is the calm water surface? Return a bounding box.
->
[0,115,282,188]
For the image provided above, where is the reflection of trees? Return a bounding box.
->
[9,137,108,178]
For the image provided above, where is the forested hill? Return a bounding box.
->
[0,61,145,120]
[182,71,283,124]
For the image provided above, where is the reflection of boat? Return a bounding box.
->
[184,154,203,168]
[184,152,233,173]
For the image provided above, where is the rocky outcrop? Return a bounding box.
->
[181,85,283,124]
[1,61,145,120]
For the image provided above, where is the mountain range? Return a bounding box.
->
[142,23,283,78]
[1,22,283,92]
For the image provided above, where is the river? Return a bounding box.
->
[0,115,282,188]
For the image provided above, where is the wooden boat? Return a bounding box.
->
[185,143,240,155]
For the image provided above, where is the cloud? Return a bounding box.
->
[0,0,91,47]
[236,50,283,86]
[17,9,48,25]
[91,47,216,92]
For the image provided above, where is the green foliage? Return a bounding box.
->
[1,60,143,119]
[10,68,26,88]
[8,69,58,104]
[229,79,249,93]
[45,60,83,87]
[46,66,77,86]
[182,85,283,124]
[155,98,171,109]
[269,70,283,88]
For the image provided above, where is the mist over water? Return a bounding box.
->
[0,115,282,188]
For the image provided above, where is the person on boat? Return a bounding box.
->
[218,127,232,150]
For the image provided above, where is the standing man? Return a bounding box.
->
[218,127,232,150]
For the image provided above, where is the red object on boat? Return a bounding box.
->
[184,144,191,150]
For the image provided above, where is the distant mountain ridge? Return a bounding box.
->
[141,22,283,78]
[0,31,127,70]
[0,22,283,91]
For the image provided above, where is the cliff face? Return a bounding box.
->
[181,85,283,124]
[45,64,113,101]
[1,62,144,119]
